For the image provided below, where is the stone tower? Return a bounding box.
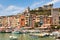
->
[52,8,59,25]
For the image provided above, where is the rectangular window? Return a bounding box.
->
[59,17,60,20]
[21,19,24,21]
[54,19,56,21]
[59,20,60,24]
[0,24,2,27]
[26,17,29,20]
[59,8,60,12]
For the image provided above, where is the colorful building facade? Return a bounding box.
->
[0,4,60,29]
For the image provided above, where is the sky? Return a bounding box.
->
[0,0,60,16]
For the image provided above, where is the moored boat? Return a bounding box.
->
[12,31,23,34]
[30,32,50,37]
[55,33,60,40]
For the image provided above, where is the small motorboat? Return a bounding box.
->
[55,34,60,40]
[9,36,18,40]
[55,36,60,40]
[30,32,50,38]
[12,29,23,34]
[12,31,19,34]
[12,31,23,34]
[12,28,23,34]
[52,32,60,40]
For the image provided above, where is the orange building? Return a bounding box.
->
[19,14,25,27]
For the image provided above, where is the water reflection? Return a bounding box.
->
[0,33,55,40]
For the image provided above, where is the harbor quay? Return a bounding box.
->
[0,4,60,40]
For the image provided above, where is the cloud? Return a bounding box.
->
[0,4,4,10]
[5,5,23,11]
[30,1,43,9]
[0,5,24,16]
[5,5,24,14]
[45,0,60,5]
[0,4,3,8]
[30,0,60,9]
